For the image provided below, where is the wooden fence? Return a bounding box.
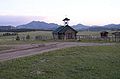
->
[1,34,120,42]
[17,35,120,42]
[77,35,120,42]
[34,35,53,40]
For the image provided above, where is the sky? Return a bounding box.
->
[0,0,120,26]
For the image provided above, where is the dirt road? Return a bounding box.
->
[0,42,114,61]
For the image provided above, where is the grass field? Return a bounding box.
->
[0,31,53,45]
[0,40,51,45]
[19,31,52,37]
[0,31,118,45]
[0,45,120,79]
[77,31,100,35]
[0,46,13,51]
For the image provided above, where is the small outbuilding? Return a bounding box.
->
[53,18,77,40]
[100,31,109,38]
[112,32,120,38]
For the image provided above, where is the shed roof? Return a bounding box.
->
[112,32,120,35]
[100,31,108,33]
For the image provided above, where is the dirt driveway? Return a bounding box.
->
[0,42,114,61]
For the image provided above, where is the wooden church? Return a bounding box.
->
[53,18,77,40]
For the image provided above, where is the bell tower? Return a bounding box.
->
[63,17,70,26]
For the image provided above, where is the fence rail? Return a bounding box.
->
[1,34,120,42]
[77,35,120,42]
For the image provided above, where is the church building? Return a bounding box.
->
[53,18,77,40]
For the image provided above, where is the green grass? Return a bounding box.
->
[0,31,53,45]
[0,46,13,51]
[0,31,117,45]
[0,40,51,45]
[19,31,52,37]
[78,39,115,43]
[0,45,120,79]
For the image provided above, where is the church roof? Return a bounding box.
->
[63,18,70,21]
[53,26,64,33]
[53,25,77,34]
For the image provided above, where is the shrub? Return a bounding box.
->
[16,35,20,41]
[26,35,30,40]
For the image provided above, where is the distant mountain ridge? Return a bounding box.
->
[72,23,120,31]
[16,21,120,31]
[0,26,15,30]
[72,24,89,30]
[1,21,120,31]
[104,24,120,29]
[17,21,59,30]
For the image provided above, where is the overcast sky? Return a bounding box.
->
[0,0,120,26]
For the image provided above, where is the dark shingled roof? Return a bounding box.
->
[112,32,120,35]
[53,25,77,34]
[100,31,108,33]
[53,26,64,33]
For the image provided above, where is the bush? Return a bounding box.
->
[16,35,20,41]
[26,35,30,40]
[35,35,42,40]
[2,32,18,36]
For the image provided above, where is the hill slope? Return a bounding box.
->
[17,21,59,30]
[17,21,120,31]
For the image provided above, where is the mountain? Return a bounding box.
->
[72,24,120,31]
[88,24,120,31]
[72,24,89,30]
[16,21,120,31]
[17,21,59,30]
[0,26,16,30]
[17,21,90,31]
[88,26,111,31]
[104,24,120,29]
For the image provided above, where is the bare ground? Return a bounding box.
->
[0,42,115,61]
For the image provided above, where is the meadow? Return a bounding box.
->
[0,31,53,51]
[0,46,13,51]
[0,31,53,45]
[0,45,120,79]
[0,31,101,45]
[0,30,117,51]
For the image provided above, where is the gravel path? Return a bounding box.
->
[0,42,114,61]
